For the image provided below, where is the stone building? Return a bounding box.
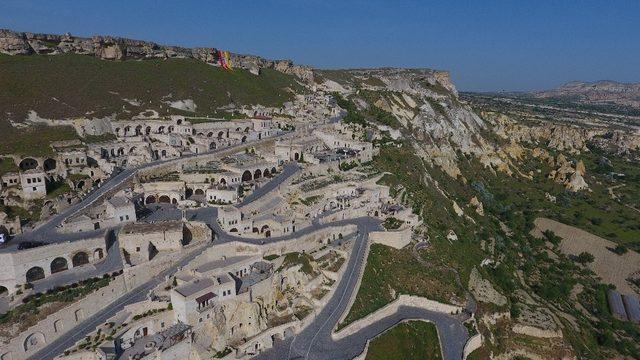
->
[19,169,47,199]
[206,186,239,204]
[119,221,183,263]
[170,274,236,326]
[104,196,137,225]
[1,172,20,188]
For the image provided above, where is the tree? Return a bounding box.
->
[576,251,595,265]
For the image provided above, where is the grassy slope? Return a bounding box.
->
[340,243,460,327]
[0,53,302,121]
[365,321,442,360]
[0,53,304,156]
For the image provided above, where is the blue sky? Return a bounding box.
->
[1,0,638,91]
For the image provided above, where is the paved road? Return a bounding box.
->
[2,132,290,252]
[24,113,469,360]
[254,219,469,360]
[29,148,301,359]
[31,241,208,360]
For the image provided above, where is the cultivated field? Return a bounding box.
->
[532,217,640,295]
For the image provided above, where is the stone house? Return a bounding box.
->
[170,274,236,326]
[19,169,47,199]
[119,221,183,263]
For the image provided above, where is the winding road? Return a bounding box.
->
[23,121,469,360]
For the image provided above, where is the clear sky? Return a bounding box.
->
[1,0,639,91]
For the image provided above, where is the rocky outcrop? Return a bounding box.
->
[468,267,508,306]
[0,28,313,81]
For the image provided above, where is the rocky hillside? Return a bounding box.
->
[535,80,640,110]
[0,29,313,81]
[315,68,500,178]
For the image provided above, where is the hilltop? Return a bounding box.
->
[534,80,640,110]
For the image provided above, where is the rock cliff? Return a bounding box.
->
[0,28,313,81]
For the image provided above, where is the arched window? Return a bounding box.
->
[26,267,45,282]
[72,252,89,267]
[50,257,68,274]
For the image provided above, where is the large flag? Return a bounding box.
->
[224,51,233,70]
[218,49,228,69]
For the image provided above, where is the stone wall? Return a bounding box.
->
[333,295,463,341]
[369,228,411,249]
[123,243,206,289]
[463,333,483,359]
[0,236,106,293]
[1,276,127,360]
[259,224,357,256]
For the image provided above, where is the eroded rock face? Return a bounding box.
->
[0,28,313,81]
[0,29,32,55]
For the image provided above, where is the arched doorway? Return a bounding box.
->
[158,195,171,203]
[146,195,156,204]
[230,228,238,233]
[241,136,247,143]
[50,257,68,274]
[263,169,271,177]
[0,286,8,294]
[254,169,262,179]
[209,142,216,150]
[242,170,252,182]
[195,189,205,196]
[19,158,38,171]
[271,167,277,174]
[172,198,178,205]
[26,267,45,282]
[135,125,142,135]
[72,252,89,267]
[218,131,224,139]
[185,188,194,198]
[43,158,56,171]
[294,153,300,161]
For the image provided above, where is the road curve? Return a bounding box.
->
[255,222,469,360]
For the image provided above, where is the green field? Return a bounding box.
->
[340,244,460,328]
[365,321,442,360]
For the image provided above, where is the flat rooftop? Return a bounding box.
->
[121,220,182,235]
[174,278,216,298]
[195,255,253,274]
